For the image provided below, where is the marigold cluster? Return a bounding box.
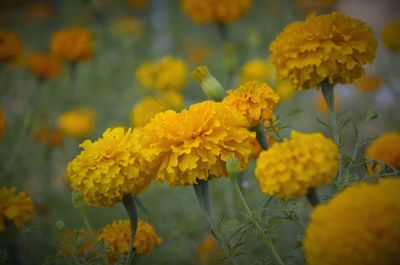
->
[239,59,275,85]
[67,127,152,206]
[0,29,22,63]
[27,53,62,80]
[57,107,96,138]
[136,101,255,186]
[50,28,92,62]
[381,21,400,52]
[135,56,188,92]
[181,0,251,25]
[98,219,162,257]
[269,12,377,90]
[365,132,400,170]
[0,187,34,231]
[303,177,400,265]
[223,81,280,128]
[255,131,339,198]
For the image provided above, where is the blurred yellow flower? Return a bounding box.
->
[381,21,400,52]
[223,81,280,128]
[303,177,400,265]
[365,132,400,171]
[50,28,93,62]
[353,75,383,92]
[255,131,339,198]
[0,107,5,139]
[67,127,152,207]
[0,29,22,63]
[135,56,188,92]
[27,53,62,80]
[99,219,162,257]
[136,101,255,187]
[0,187,34,231]
[239,59,275,85]
[315,92,341,113]
[111,16,144,38]
[181,0,251,25]
[275,79,296,101]
[57,107,96,138]
[270,12,377,90]
[33,128,64,148]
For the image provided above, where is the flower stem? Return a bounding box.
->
[256,123,269,150]
[78,207,94,234]
[306,188,321,207]
[122,195,138,265]
[321,81,339,145]
[193,180,239,265]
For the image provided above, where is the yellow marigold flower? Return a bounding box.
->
[181,0,251,25]
[303,177,400,265]
[0,187,34,231]
[269,12,377,90]
[239,59,276,85]
[137,101,255,186]
[353,75,383,92]
[27,53,62,80]
[135,56,188,92]
[67,127,152,207]
[50,28,92,62]
[195,234,223,264]
[0,29,22,63]
[365,132,400,170]
[315,92,341,113]
[34,128,64,148]
[57,107,96,138]
[99,219,162,257]
[0,107,5,139]
[111,17,144,38]
[255,131,339,198]
[223,81,280,128]
[381,21,400,52]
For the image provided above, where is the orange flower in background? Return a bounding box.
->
[365,132,400,173]
[50,28,92,62]
[381,21,400,52]
[353,75,383,92]
[57,107,96,138]
[23,2,53,22]
[27,53,62,80]
[34,128,64,148]
[195,234,224,264]
[315,92,341,113]
[0,107,5,139]
[0,29,22,63]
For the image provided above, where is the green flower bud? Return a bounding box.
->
[191,66,224,101]
[55,220,65,231]
[71,191,85,210]
[226,156,239,177]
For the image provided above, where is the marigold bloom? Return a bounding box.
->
[34,128,64,148]
[381,21,400,52]
[57,107,96,138]
[365,132,400,170]
[137,101,255,186]
[50,28,92,62]
[303,177,400,265]
[315,92,341,113]
[239,59,276,85]
[99,219,162,257]
[135,56,188,92]
[181,0,251,25]
[27,53,62,80]
[0,107,5,139]
[255,131,339,198]
[0,187,34,231]
[223,81,280,128]
[270,12,377,90]
[0,29,22,63]
[67,127,152,207]
[353,75,383,92]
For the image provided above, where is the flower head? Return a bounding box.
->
[67,127,152,206]
[223,81,279,128]
[255,131,339,198]
[0,187,34,231]
[27,53,62,80]
[365,132,400,170]
[239,59,276,85]
[191,66,224,100]
[135,56,188,92]
[381,21,400,52]
[181,0,251,25]
[137,101,255,187]
[303,177,400,265]
[57,107,96,138]
[99,219,162,257]
[50,28,92,62]
[0,29,22,63]
[270,12,377,90]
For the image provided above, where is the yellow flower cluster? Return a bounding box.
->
[381,21,400,52]
[181,0,251,25]
[255,131,339,198]
[135,56,188,92]
[27,53,62,80]
[67,127,152,206]
[57,107,96,138]
[0,107,5,139]
[223,81,280,128]
[239,59,275,85]
[270,12,377,90]
[303,177,400,265]
[98,219,162,256]
[365,132,400,170]
[0,187,34,231]
[137,101,255,186]
[0,29,22,63]
[50,28,92,62]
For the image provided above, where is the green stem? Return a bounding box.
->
[321,81,339,145]
[122,195,138,265]
[230,174,285,265]
[305,188,321,207]
[193,180,239,265]
[78,208,93,234]
[255,123,269,150]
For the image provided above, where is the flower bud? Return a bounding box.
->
[55,220,65,231]
[191,66,224,101]
[71,190,85,210]
[226,156,239,177]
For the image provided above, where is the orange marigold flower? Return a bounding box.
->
[353,75,383,92]
[0,29,22,63]
[365,132,400,171]
[50,28,92,62]
[27,53,62,80]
